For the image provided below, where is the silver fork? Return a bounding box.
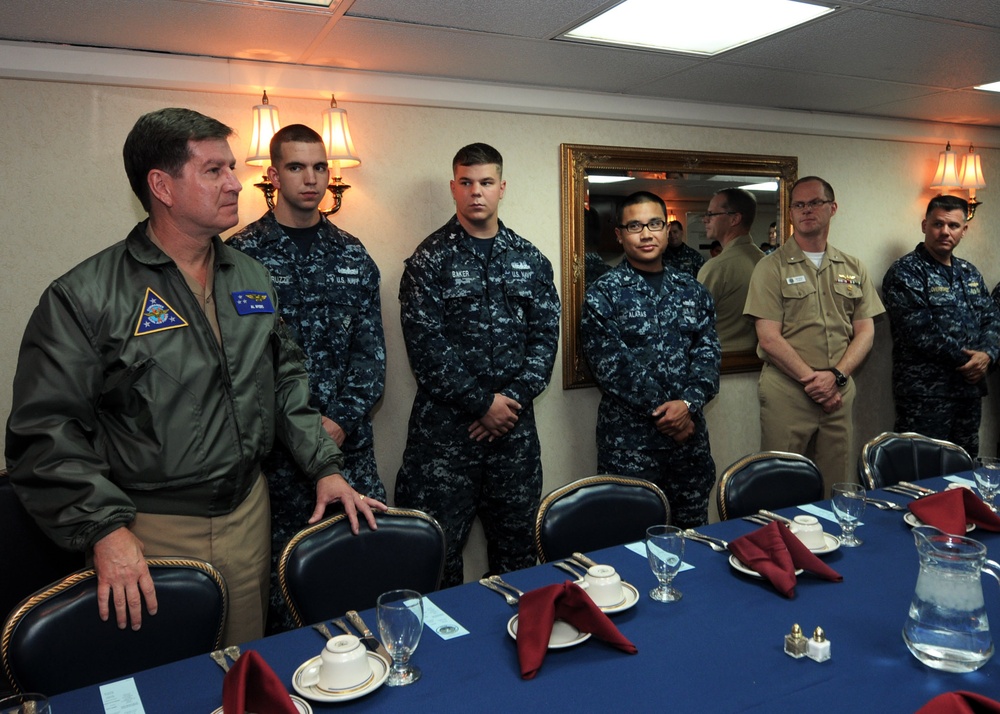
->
[683,529,729,552]
[209,649,229,673]
[865,497,906,511]
[312,622,334,639]
[479,578,518,605]
[332,618,352,635]
[489,574,524,596]
[554,560,586,579]
[884,485,924,499]
[224,645,242,664]
[742,515,770,525]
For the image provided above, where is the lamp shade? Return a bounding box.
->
[960,149,986,190]
[930,142,961,189]
[322,97,361,172]
[246,91,281,167]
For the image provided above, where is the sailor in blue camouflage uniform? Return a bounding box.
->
[396,143,560,587]
[882,194,1000,458]
[664,220,706,278]
[583,192,720,528]
[229,124,387,631]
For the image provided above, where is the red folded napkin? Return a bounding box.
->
[915,690,1000,714]
[727,520,843,598]
[222,649,299,714]
[516,581,637,679]
[909,488,1000,536]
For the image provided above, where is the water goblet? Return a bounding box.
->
[645,525,685,602]
[376,589,424,687]
[831,482,866,547]
[974,456,1000,511]
[0,694,50,714]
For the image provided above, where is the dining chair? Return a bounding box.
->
[858,431,973,490]
[278,507,445,627]
[716,451,825,520]
[1,557,227,695]
[533,475,670,563]
[0,470,84,626]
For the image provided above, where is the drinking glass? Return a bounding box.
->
[974,457,1000,511]
[376,589,424,686]
[645,525,685,602]
[0,694,50,714]
[831,482,866,547]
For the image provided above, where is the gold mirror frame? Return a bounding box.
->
[560,143,798,389]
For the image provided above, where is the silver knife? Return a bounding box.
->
[759,509,794,526]
[899,481,936,494]
[572,551,598,569]
[345,610,393,663]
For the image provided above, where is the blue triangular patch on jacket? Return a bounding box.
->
[134,287,189,336]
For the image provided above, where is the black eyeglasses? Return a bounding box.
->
[790,199,834,211]
[701,211,737,221]
[618,218,666,234]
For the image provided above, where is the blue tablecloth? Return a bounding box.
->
[49,476,1000,713]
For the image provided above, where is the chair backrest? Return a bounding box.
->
[2,557,227,695]
[533,475,670,563]
[858,431,974,490]
[278,508,445,627]
[0,470,84,624]
[717,451,825,520]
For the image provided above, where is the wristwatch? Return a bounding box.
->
[681,399,695,413]
[825,367,848,387]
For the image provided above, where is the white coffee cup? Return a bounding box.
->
[299,634,372,692]
[579,564,625,607]
[790,515,826,550]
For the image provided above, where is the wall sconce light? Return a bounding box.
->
[320,94,361,216]
[930,141,986,220]
[246,90,281,210]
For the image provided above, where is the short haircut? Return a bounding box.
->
[270,123,325,165]
[791,175,836,202]
[714,187,757,228]
[123,108,233,212]
[616,191,666,226]
[926,194,969,220]
[453,143,503,176]
[668,220,684,231]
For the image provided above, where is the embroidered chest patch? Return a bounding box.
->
[134,288,189,336]
[231,290,275,315]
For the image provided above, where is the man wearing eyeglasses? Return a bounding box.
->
[582,191,720,528]
[882,195,999,458]
[744,176,883,494]
[664,220,706,278]
[697,188,765,352]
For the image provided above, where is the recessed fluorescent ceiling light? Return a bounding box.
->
[587,175,636,184]
[564,0,835,56]
[975,81,1000,93]
[740,181,779,191]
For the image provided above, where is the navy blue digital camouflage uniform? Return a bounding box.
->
[663,243,706,279]
[582,261,721,528]
[882,242,1000,458]
[396,216,560,587]
[230,211,387,631]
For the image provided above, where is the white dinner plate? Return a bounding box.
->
[808,533,841,555]
[211,695,311,714]
[291,651,389,703]
[903,511,976,532]
[506,615,592,649]
[728,554,803,579]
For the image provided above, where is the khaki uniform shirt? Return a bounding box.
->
[697,234,764,352]
[744,238,884,368]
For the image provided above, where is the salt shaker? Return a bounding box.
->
[807,626,831,662]
[784,623,808,658]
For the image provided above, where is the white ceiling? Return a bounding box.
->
[3,0,1000,128]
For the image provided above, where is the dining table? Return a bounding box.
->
[49,475,1000,713]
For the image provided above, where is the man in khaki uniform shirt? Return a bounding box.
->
[744,176,884,494]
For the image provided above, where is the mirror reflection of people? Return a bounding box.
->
[697,188,765,353]
[882,195,1000,458]
[581,191,720,528]
[584,207,611,285]
[709,240,722,258]
[664,219,705,278]
[229,124,389,633]
[5,108,383,646]
[744,176,884,495]
[395,143,560,587]
[768,221,778,245]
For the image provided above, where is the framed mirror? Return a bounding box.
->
[560,143,798,389]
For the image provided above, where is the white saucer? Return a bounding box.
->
[808,533,841,555]
[572,579,639,614]
[903,511,976,532]
[211,695,311,714]
[291,651,389,703]
[728,554,803,579]
[507,614,592,649]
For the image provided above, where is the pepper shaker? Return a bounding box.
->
[784,623,808,658]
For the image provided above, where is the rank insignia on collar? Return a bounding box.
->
[134,287,189,336]
[231,290,275,315]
